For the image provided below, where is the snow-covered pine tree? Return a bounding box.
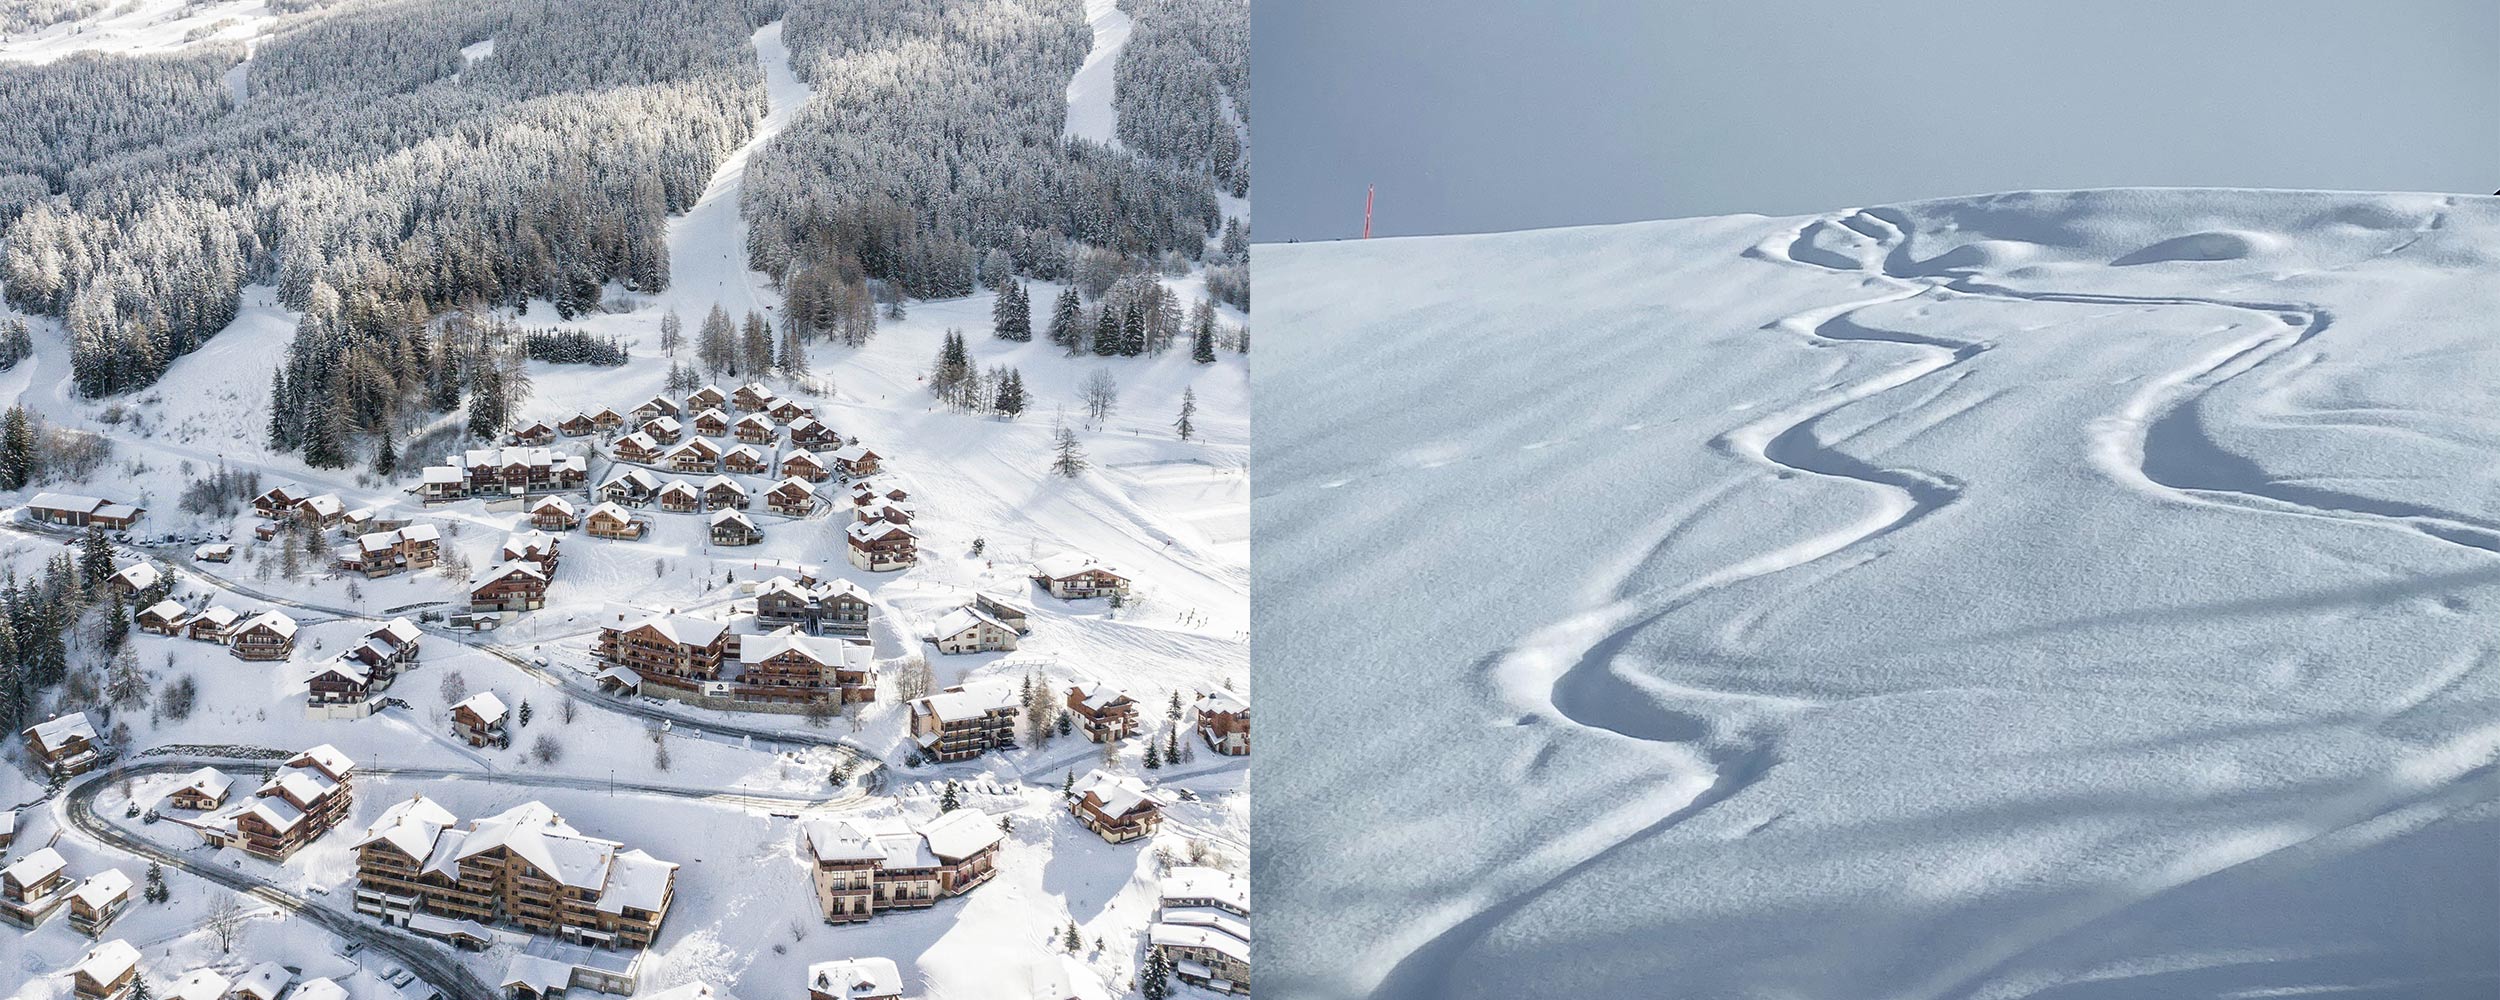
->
[1175,386,1196,441]
[1048,287,1084,354]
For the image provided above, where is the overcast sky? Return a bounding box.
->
[1254,0,2500,241]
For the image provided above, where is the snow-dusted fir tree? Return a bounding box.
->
[1051,415,1088,479]
[1175,387,1196,441]
[1049,287,1085,354]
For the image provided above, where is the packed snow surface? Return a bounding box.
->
[1255,188,2500,1000]
[1062,0,1132,148]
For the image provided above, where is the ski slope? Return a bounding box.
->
[0,0,278,63]
[1062,0,1132,148]
[1256,188,2500,1000]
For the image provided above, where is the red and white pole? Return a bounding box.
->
[1362,185,1374,240]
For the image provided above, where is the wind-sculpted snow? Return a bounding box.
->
[1256,188,2500,1000]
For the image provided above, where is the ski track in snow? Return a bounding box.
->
[1062,0,1133,148]
[1384,199,2499,999]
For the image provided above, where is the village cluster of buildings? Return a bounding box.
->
[417,447,592,503]
[52,938,353,1000]
[2,845,129,937]
[304,618,426,716]
[352,796,678,957]
[158,745,358,860]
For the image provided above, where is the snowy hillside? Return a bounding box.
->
[1257,188,2500,1000]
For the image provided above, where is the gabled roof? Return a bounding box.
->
[353,794,459,861]
[237,610,299,639]
[171,969,233,1000]
[616,431,660,453]
[531,495,577,514]
[807,957,902,1000]
[847,520,915,543]
[914,681,1018,721]
[370,616,422,647]
[1034,552,1121,581]
[935,606,1011,640]
[26,711,97,748]
[1195,689,1249,715]
[471,560,548,586]
[1073,769,1157,817]
[738,630,861,667]
[291,743,355,779]
[229,960,292,1000]
[1161,864,1249,913]
[289,978,349,1000]
[919,806,1004,860]
[179,766,234,799]
[704,475,748,494]
[588,501,636,523]
[659,479,701,499]
[141,599,188,622]
[27,491,106,512]
[3,846,65,886]
[454,691,509,726]
[1069,679,1131,711]
[710,508,756,530]
[109,562,160,590]
[71,868,131,908]
[619,614,729,647]
[74,939,139,985]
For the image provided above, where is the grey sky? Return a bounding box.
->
[1254,1,2500,241]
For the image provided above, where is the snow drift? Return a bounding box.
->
[1254,188,2500,1000]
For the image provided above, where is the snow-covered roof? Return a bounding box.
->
[1195,689,1249,715]
[171,969,233,1000]
[659,479,700,498]
[455,691,509,726]
[237,610,299,639]
[1074,769,1156,817]
[27,491,106,512]
[371,616,422,646]
[847,520,915,543]
[739,630,861,667]
[588,500,636,522]
[471,560,549,586]
[192,606,240,627]
[1162,865,1248,913]
[646,415,683,433]
[1150,911,1250,963]
[72,868,131,908]
[807,957,902,1000]
[736,412,775,429]
[74,939,140,985]
[457,802,622,890]
[298,494,344,517]
[596,848,677,914]
[724,443,764,461]
[291,743,355,779]
[711,508,756,530]
[110,562,160,590]
[194,543,233,557]
[502,529,558,557]
[831,444,876,463]
[26,711,96,748]
[616,431,659,452]
[1034,552,1121,581]
[501,955,575,994]
[289,978,349,1000]
[694,406,728,424]
[141,599,187,621]
[915,682,1018,720]
[532,495,576,514]
[934,606,1011,640]
[920,807,1004,860]
[422,465,464,484]
[619,613,729,647]
[667,438,718,458]
[354,794,460,861]
[704,474,746,493]
[1070,680,1130,711]
[180,766,234,799]
[783,447,821,465]
[4,846,65,886]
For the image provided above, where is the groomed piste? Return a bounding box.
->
[1257,188,2500,1000]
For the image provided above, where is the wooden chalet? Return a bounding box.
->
[194,542,234,563]
[735,630,874,704]
[1195,689,1250,755]
[170,767,235,810]
[2,847,70,926]
[722,443,769,474]
[766,398,815,423]
[779,449,830,482]
[230,745,356,859]
[709,509,762,547]
[601,468,661,506]
[500,529,563,573]
[703,475,750,510]
[66,869,131,936]
[930,604,1019,654]
[530,495,579,531]
[1070,769,1161,844]
[1066,682,1139,742]
[798,810,1001,925]
[591,406,629,431]
[186,606,241,643]
[806,959,902,1000]
[642,415,685,444]
[229,611,300,661]
[612,432,664,464]
[252,484,309,518]
[688,384,728,410]
[633,395,681,423]
[731,382,777,411]
[657,480,703,513]
[829,445,881,480]
[469,562,550,612]
[559,412,598,437]
[510,420,558,446]
[337,523,441,578]
[137,600,189,636]
[451,692,510,748]
[733,412,777,443]
[69,938,139,1000]
[106,562,160,597]
[586,501,648,540]
[787,417,839,450]
[753,576,873,637]
[665,437,721,473]
[766,478,818,516]
[595,613,730,692]
[1032,553,1130,600]
[846,520,917,572]
[693,407,732,437]
[25,713,101,776]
